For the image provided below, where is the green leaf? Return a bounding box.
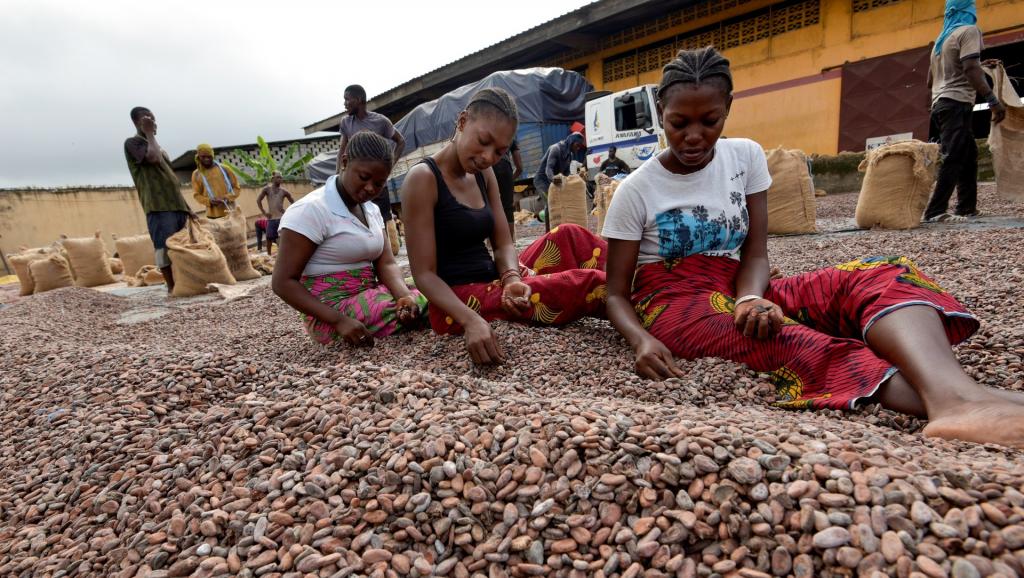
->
[221,161,260,185]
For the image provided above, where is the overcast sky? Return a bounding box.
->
[0,0,591,188]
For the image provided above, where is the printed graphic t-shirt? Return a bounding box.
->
[602,138,771,264]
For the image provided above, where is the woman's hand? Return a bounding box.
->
[500,280,532,316]
[634,335,685,381]
[464,317,505,365]
[334,316,374,347]
[734,298,784,340]
[395,295,419,323]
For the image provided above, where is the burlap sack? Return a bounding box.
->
[167,217,236,297]
[9,247,51,296]
[62,232,116,287]
[126,265,167,287]
[548,174,589,228]
[202,210,260,281]
[144,267,166,285]
[114,234,156,281]
[986,63,1024,201]
[593,174,622,234]
[30,254,75,294]
[109,258,124,275]
[765,148,816,234]
[387,220,401,256]
[855,140,940,230]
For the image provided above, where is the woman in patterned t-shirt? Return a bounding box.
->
[603,46,1024,448]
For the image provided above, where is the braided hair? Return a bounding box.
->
[466,87,519,127]
[658,47,733,102]
[345,130,394,167]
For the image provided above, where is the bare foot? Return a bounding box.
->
[923,401,1024,448]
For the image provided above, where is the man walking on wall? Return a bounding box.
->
[123,107,194,293]
[923,0,1006,223]
[336,84,406,226]
[191,143,241,219]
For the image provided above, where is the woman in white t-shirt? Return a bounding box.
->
[603,47,1024,448]
[273,131,426,347]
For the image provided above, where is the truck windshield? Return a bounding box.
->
[614,90,653,132]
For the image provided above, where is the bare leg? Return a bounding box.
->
[866,305,1024,447]
[161,266,175,294]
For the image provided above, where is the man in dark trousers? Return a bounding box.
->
[123,107,194,293]
[493,139,523,240]
[923,0,1006,223]
[336,84,406,225]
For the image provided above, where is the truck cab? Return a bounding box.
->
[584,84,666,177]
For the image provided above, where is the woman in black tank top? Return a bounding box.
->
[401,88,608,365]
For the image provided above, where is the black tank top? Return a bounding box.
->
[422,157,498,286]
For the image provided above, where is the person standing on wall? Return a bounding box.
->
[123,107,194,293]
[336,84,407,228]
[191,144,241,219]
[492,138,523,240]
[923,0,1006,223]
[257,171,295,255]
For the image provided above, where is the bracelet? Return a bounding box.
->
[985,93,1000,106]
[500,269,522,286]
[734,294,762,307]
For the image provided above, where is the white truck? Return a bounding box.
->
[584,84,667,177]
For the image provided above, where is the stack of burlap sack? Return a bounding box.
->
[985,62,1024,202]
[592,174,623,234]
[855,140,940,229]
[9,232,124,296]
[9,209,262,297]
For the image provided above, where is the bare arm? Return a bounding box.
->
[284,191,295,205]
[964,57,1006,124]
[391,129,406,161]
[336,134,349,174]
[606,238,685,380]
[256,189,268,216]
[512,148,523,180]
[373,229,412,301]
[138,116,162,164]
[734,191,771,299]
[734,191,784,339]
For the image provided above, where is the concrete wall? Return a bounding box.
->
[0,181,317,273]
[559,0,1024,155]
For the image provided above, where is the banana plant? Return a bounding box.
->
[222,136,314,185]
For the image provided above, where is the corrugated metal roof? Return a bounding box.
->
[304,0,689,134]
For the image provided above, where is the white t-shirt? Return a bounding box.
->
[602,138,771,264]
[279,175,385,276]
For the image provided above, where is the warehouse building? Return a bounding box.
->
[305,0,1022,155]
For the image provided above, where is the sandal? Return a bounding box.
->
[924,213,968,224]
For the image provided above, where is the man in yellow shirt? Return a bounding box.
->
[191,143,240,219]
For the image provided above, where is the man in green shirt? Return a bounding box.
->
[124,106,193,292]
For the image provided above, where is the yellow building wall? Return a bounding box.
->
[567,0,1024,154]
[0,183,316,268]
[728,77,843,152]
